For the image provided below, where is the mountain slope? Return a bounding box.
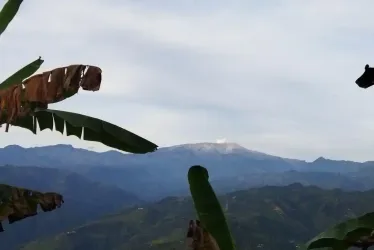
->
[82,165,374,200]
[1,143,373,200]
[0,166,141,250]
[21,184,374,250]
[0,143,366,174]
[209,170,370,193]
[0,143,302,172]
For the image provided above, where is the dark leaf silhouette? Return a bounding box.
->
[0,0,23,37]
[356,64,374,89]
[10,108,158,154]
[188,165,235,250]
[305,212,374,250]
[0,184,63,232]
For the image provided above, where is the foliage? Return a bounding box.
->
[186,219,220,250]
[0,165,141,250]
[305,212,374,250]
[355,64,374,89]
[0,0,22,36]
[187,166,374,250]
[304,65,374,250]
[0,0,157,234]
[0,0,157,154]
[0,0,65,234]
[13,108,157,153]
[0,183,63,232]
[21,184,374,250]
[188,165,235,250]
[0,57,44,91]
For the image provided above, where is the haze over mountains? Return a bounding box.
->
[0,166,141,250]
[0,142,366,171]
[21,184,374,250]
[2,142,374,200]
[2,142,374,249]
[0,142,299,169]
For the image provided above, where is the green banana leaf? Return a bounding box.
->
[0,183,63,232]
[0,0,23,36]
[10,108,158,154]
[305,212,374,250]
[0,57,44,90]
[188,165,236,250]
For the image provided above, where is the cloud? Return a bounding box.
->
[216,138,227,144]
[1,0,374,161]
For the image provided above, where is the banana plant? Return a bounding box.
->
[356,64,374,89]
[0,184,63,232]
[304,64,374,249]
[187,165,374,250]
[188,165,236,250]
[0,0,158,154]
[0,0,157,231]
[305,212,374,250]
[185,219,221,250]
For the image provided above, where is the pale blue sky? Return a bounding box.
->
[1,0,374,161]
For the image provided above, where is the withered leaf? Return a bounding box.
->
[186,219,220,250]
[0,184,63,232]
[0,64,101,126]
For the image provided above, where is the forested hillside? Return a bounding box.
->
[0,166,141,250]
[21,184,374,250]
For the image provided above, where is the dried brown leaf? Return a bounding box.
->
[186,219,220,250]
[0,184,63,232]
[0,64,101,126]
[23,64,101,103]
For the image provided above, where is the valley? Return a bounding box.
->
[1,143,374,249]
[20,184,374,250]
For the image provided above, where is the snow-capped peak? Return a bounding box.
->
[160,142,272,158]
[181,142,246,153]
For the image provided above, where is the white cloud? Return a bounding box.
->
[216,138,227,144]
[1,0,374,161]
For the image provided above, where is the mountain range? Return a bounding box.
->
[2,142,374,249]
[20,184,374,250]
[0,165,141,250]
[1,142,374,200]
[0,142,302,170]
[1,142,368,172]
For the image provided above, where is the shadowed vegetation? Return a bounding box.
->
[20,184,374,250]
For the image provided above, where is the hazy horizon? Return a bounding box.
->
[0,141,369,163]
[2,1,374,161]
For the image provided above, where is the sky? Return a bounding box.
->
[1,0,374,161]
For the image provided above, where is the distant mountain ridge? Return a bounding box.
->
[3,143,374,249]
[161,142,272,156]
[0,142,366,171]
[2,142,374,200]
[0,165,141,250]
[1,142,306,168]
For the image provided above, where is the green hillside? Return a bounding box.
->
[20,184,374,250]
[0,166,141,250]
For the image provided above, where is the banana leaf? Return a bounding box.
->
[0,0,23,36]
[0,183,63,232]
[10,108,158,154]
[185,219,221,250]
[188,165,236,250]
[305,212,374,250]
[355,64,374,89]
[0,57,44,90]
